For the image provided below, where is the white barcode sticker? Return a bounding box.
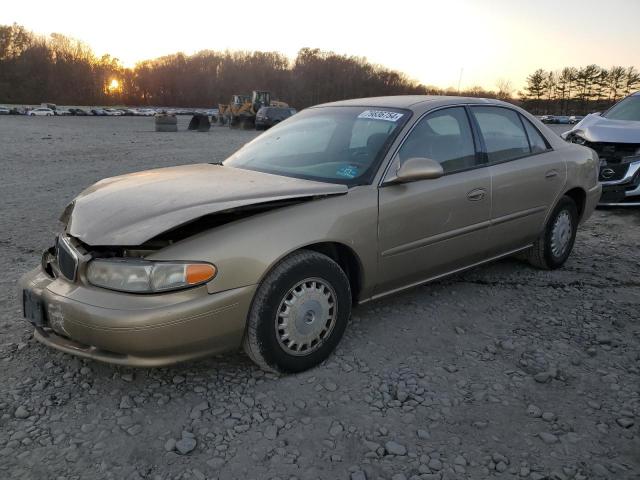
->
[357,110,404,122]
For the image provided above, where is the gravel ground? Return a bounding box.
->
[0,116,638,480]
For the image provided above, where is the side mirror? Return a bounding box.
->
[385,157,444,185]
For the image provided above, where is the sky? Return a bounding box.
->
[2,0,639,91]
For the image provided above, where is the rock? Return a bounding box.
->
[385,441,407,456]
[119,396,133,409]
[121,373,134,382]
[417,429,431,440]
[172,375,185,384]
[527,404,542,417]
[329,422,343,437]
[453,455,467,466]
[350,471,367,480]
[534,372,552,383]
[538,432,559,444]
[164,438,176,452]
[616,418,634,428]
[14,406,29,419]
[542,412,556,422]
[428,458,442,470]
[454,326,465,335]
[500,339,515,351]
[492,453,509,464]
[324,381,338,392]
[392,474,407,480]
[207,457,225,468]
[264,425,278,440]
[175,437,197,455]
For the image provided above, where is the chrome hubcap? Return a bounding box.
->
[275,278,337,356]
[551,210,572,257]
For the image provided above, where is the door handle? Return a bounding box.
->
[467,188,486,201]
[545,169,559,179]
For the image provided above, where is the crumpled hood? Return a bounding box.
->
[563,113,640,143]
[66,164,347,245]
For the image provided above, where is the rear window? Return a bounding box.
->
[521,117,550,153]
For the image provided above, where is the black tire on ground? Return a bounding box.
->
[187,114,210,131]
[525,196,578,270]
[243,250,352,373]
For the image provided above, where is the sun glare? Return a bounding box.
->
[107,78,120,93]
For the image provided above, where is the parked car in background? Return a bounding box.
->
[19,96,600,373]
[28,107,54,116]
[0,106,10,115]
[540,115,553,123]
[54,108,71,116]
[569,115,585,124]
[103,108,124,116]
[255,106,296,130]
[91,108,107,116]
[69,108,89,116]
[136,108,157,116]
[563,91,640,206]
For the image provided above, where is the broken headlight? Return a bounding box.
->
[86,259,216,293]
[567,133,587,145]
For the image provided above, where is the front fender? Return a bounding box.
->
[147,186,379,299]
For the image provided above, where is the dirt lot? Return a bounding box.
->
[0,116,638,480]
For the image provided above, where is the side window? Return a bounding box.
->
[398,107,478,173]
[471,107,530,163]
[521,116,550,154]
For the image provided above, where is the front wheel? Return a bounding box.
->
[525,196,578,270]
[243,250,351,373]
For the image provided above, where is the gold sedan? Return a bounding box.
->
[19,96,601,372]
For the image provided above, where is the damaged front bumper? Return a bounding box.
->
[18,260,256,367]
[599,159,640,206]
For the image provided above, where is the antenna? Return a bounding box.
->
[457,68,464,95]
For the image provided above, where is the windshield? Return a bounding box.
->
[603,95,640,121]
[223,106,411,185]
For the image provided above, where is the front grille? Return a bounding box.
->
[586,141,640,163]
[56,236,78,281]
[599,162,630,182]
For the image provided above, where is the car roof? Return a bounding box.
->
[313,95,514,113]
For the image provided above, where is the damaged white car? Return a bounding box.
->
[563,91,640,206]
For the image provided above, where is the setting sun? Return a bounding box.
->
[107,78,120,93]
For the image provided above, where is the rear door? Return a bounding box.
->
[376,106,491,295]
[469,106,566,255]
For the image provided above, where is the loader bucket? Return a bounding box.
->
[188,114,211,132]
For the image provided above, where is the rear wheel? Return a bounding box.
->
[243,250,351,373]
[525,196,578,270]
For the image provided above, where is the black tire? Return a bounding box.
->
[243,250,351,373]
[526,196,578,270]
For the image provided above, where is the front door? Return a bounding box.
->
[376,106,491,296]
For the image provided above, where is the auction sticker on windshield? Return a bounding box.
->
[357,110,404,122]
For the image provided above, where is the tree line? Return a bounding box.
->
[520,65,640,115]
[2,24,638,113]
